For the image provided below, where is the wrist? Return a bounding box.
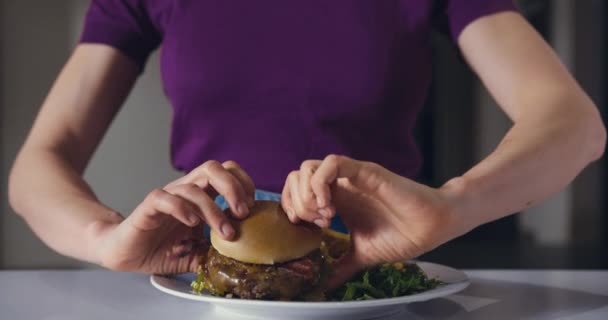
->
[84,211,123,266]
[438,176,480,238]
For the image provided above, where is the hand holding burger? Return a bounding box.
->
[93,160,255,275]
[281,155,473,289]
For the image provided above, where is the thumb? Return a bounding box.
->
[327,252,366,291]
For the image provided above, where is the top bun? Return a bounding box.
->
[210,200,322,264]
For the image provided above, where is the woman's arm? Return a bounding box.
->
[8,45,138,263]
[9,45,256,270]
[282,11,605,287]
[444,11,605,231]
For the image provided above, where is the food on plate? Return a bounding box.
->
[190,200,442,301]
[193,200,324,300]
[332,262,442,301]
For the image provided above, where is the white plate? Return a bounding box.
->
[151,261,469,320]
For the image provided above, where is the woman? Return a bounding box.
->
[8,0,605,288]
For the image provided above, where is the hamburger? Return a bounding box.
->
[202,200,325,300]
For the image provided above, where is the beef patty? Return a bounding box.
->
[204,247,322,300]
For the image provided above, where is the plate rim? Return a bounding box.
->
[150,261,470,308]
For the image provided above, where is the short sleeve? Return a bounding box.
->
[80,0,162,71]
[440,0,519,41]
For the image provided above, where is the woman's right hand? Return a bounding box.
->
[281,155,467,289]
[92,160,255,274]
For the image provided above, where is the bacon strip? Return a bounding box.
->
[280,257,314,279]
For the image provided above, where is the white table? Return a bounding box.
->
[1,270,607,319]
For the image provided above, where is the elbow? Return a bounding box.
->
[8,163,25,218]
[557,93,607,163]
[8,154,31,219]
[583,110,606,162]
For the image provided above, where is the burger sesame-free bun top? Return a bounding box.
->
[210,200,323,264]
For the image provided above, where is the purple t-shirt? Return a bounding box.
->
[81,0,516,192]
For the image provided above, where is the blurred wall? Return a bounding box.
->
[0,0,180,269]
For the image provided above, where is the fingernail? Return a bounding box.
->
[237,203,249,216]
[314,219,327,228]
[318,209,330,218]
[188,214,200,225]
[317,198,326,208]
[287,210,298,222]
[221,223,235,238]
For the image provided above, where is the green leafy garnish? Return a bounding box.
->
[190,265,208,294]
[331,262,442,301]
[190,259,224,296]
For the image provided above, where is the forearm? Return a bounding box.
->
[9,148,123,264]
[442,96,606,233]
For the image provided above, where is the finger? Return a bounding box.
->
[130,189,200,231]
[309,157,331,209]
[322,203,337,221]
[186,225,210,273]
[167,183,236,240]
[222,160,256,207]
[312,154,365,208]
[171,225,208,258]
[299,160,322,214]
[170,169,220,199]
[288,170,329,227]
[164,175,187,189]
[189,255,206,274]
[195,160,251,219]
[327,252,367,291]
[281,174,300,224]
[171,241,194,258]
[287,171,307,220]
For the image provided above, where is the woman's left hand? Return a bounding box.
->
[281,155,471,288]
